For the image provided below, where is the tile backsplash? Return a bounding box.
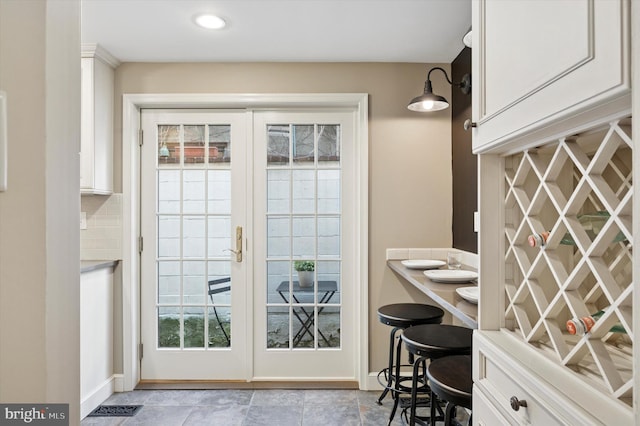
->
[80,194,122,260]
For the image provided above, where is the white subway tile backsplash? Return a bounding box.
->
[81,194,122,260]
[387,247,478,268]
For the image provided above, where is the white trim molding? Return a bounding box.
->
[121,93,369,390]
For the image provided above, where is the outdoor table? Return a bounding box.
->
[276,280,338,346]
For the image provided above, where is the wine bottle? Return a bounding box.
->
[527,211,627,248]
[566,309,626,336]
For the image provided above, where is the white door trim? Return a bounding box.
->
[121,93,369,390]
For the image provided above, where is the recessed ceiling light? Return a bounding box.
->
[194,14,226,30]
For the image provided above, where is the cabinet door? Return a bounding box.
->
[472,0,630,153]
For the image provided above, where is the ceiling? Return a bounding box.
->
[81,0,471,63]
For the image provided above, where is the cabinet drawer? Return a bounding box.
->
[477,354,562,425]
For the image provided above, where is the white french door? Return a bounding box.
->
[252,111,356,380]
[140,110,248,380]
[140,108,357,382]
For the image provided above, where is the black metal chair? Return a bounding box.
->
[208,277,231,346]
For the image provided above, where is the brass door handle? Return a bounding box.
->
[224,226,243,262]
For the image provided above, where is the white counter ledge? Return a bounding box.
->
[81,260,118,274]
[387,260,478,329]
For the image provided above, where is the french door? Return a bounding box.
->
[140,108,356,381]
[140,110,248,380]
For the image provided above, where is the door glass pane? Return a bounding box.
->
[292,217,315,257]
[293,170,315,213]
[318,170,340,214]
[267,217,290,257]
[158,125,180,165]
[158,216,180,258]
[264,121,342,351]
[158,170,180,214]
[158,307,180,348]
[293,125,314,163]
[267,124,290,165]
[184,307,205,348]
[208,307,231,348]
[267,307,290,348]
[318,307,340,348]
[208,170,231,214]
[318,124,339,164]
[208,125,230,164]
[208,217,231,258]
[184,125,205,165]
[158,261,180,305]
[183,261,205,305]
[268,170,290,214]
[183,216,206,258]
[183,170,205,214]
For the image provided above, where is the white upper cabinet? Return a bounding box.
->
[472,0,631,154]
[81,44,118,195]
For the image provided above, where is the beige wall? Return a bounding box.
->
[0,0,80,421]
[114,62,453,375]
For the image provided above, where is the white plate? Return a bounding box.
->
[456,286,479,304]
[401,259,446,270]
[423,269,478,283]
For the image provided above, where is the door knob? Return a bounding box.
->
[464,119,477,131]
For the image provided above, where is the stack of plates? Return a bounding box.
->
[423,269,478,283]
[400,259,446,270]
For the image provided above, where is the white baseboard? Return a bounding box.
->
[113,374,124,392]
[364,371,386,391]
[81,375,117,419]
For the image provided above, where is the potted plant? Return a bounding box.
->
[294,260,315,288]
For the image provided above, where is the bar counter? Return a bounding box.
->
[387,260,478,329]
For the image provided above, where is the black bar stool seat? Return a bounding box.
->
[376,303,444,424]
[427,354,472,425]
[378,303,445,328]
[400,324,473,425]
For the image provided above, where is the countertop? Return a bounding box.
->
[387,260,478,329]
[81,260,119,274]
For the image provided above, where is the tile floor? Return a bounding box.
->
[81,389,412,425]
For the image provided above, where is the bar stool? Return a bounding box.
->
[401,324,473,426]
[427,355,472,425]
[376,303,445,423]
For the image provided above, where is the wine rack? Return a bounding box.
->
[503,118,633,405]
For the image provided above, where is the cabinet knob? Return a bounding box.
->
[510,396,527,411]
[464,119,477,131]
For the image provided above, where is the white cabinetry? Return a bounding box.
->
[472,1,637,424]
[472,0,631,154]
[81,44,118,195]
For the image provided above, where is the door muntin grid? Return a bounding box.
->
[156,123,233,350]
[502,118,633,403]
[265,124,342,350]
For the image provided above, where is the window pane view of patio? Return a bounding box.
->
[266,123,342,349]
[156,124,232,350]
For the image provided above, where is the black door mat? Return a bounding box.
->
[87,405,143,417]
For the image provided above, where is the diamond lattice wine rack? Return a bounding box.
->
[503,118,633,405]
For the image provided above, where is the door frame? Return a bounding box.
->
[121,93,368,390]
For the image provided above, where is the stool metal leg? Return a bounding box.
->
[386,331,405,424]
[377,327,401,405]
[409,355,426,426]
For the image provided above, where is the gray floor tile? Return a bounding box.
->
[303,389,358,405]
[196,389,254,406]
[243,405,303,426]
[81,417,126,426]
[250,389,305,406]
[120,406,192,425]
[143,390,208,406]
[183,405,249,426]
[303,404,361,426]
[101,391,153,405]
